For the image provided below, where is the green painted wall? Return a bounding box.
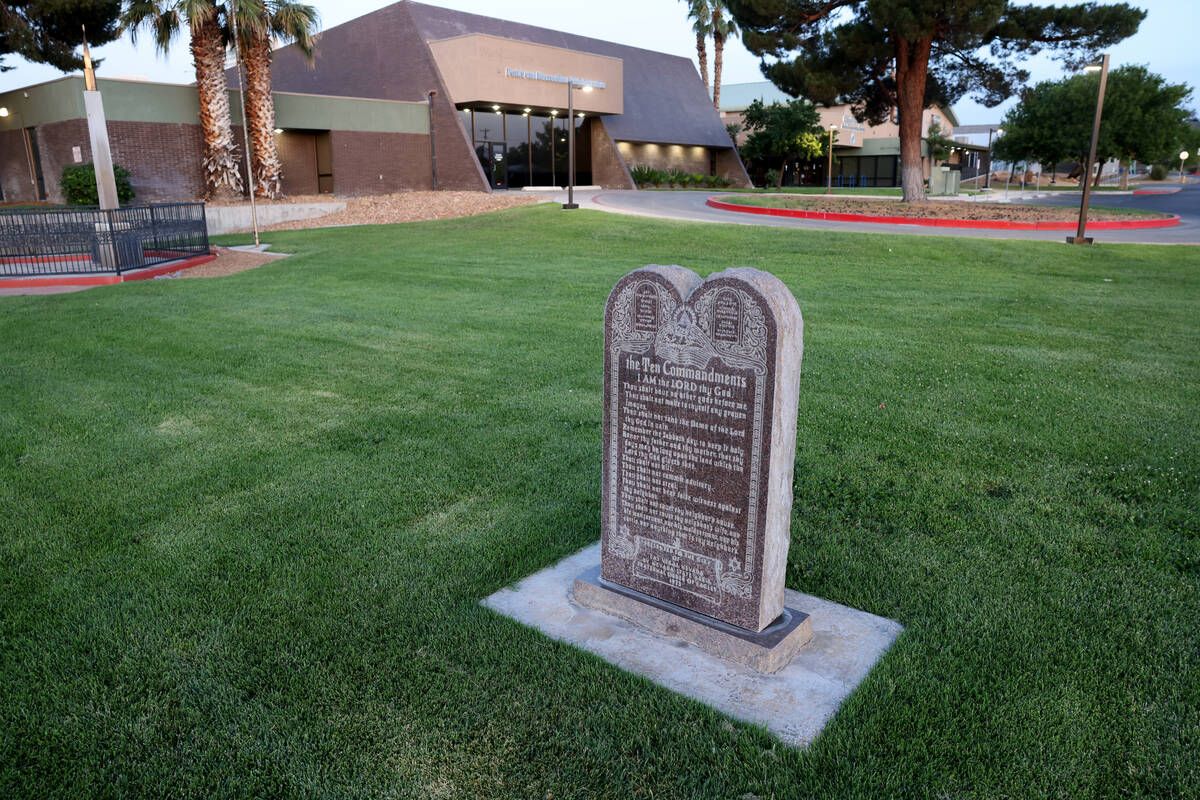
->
[229,91,429,134]
[0,77,428,135]
[0,78,85,129]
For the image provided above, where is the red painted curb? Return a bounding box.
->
[705,196,1182,231]
[1133,188,1181,195]
[0,252,216,289]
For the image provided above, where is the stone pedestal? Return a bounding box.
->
[573,565,812,674]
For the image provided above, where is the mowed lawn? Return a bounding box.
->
[1,205,1197,799]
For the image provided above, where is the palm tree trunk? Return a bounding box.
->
[696,31,709,93]
[243,27,283,198]
[711,10,724,109]
[190,13,243,199]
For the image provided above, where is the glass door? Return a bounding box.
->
[476,141,506,188]
[487,142,506,188]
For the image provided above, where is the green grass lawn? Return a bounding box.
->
[2,206,1198,798]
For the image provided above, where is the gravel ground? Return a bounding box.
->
[213,191,542,231]
[724,195,1170,222]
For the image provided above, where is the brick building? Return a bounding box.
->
[0,0,748,204]
[719,81,988,188]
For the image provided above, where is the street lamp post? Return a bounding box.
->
[1068,54,1110,245]
[563,82,593,210]
[826,124,838,193]
[986,126,1002,189]
[1180,150,1190,184]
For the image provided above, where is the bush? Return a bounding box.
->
[667,168,687,187]
[1149,164,1167,181]
[630,164,654,187]
[763,169,780,188]
[60,163,135,206]
[691,173,707,187]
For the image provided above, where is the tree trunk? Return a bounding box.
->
[1119,156,1130,189]
[894,36,932,203]
[777,155,786,189]
[696,31,709,93]
[1093,161,1103,188]
[712,10,724,110]
[243,27,283,199]
[190,14,243,199]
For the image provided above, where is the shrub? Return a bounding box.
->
[1149,164,1167,181]
[630,164,655,187]
[691,173,706,187]
[764,169,780,188]
[61,163,135,206]
[712,175,733,188]
[667,168,687,187]
[650,169,668,187]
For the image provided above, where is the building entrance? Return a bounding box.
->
[476,141,506,188]
[460,107,591,189]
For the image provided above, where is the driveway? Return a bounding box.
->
[551,183,1200,244]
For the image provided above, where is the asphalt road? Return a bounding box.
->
[567,182,1200,244]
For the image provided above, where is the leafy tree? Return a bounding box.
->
[995,65,1193,188]
[725,0,1146,202]
[725,121,742,143]
[925,119,953,164]
[738,98,823,188]
[0,0,121,72]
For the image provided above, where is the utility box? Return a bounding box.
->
[930,166,960,195]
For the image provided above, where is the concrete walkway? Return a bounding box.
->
[544,186,1200,245]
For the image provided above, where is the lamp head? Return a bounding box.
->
[1181,150,1190,161]
[0,107,8,117]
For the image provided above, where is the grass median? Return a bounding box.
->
[1,205,1197,799]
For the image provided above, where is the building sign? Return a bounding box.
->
[840,115,865,132]
[506,68,606,89]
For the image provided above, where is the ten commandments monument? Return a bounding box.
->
[575,265,812,672]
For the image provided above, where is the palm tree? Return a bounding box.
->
[682,0,711,95]
[710,0,737,110]
[123,0,244,198]
[231,0,319,199]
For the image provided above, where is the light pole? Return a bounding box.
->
[1068,54,1109,245]
[563,82,593,209]
[1180,150,1190,184]
[985,126,1002,189]
[826,124,837,193]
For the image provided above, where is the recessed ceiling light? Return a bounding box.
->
[274,127,283,133]
[491,104,500,111]
[523,107,531,113]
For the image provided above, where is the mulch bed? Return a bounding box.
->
[176,247,289,278]
[726,195,1168,223]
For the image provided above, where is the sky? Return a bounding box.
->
[1,0,1196,124]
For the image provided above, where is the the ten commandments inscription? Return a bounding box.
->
[601,265,803,632]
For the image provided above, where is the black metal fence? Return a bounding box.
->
[0,203,209,277]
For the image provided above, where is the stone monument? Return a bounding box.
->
[574,265,810,673]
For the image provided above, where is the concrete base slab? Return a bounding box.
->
[482,542,904,748]
[573,566,812,674]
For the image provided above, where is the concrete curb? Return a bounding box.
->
[0,252,216,289]
[706,196,1182,231]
